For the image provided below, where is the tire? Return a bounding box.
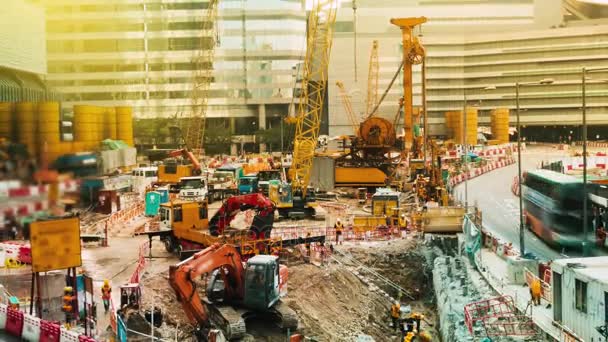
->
[163,236,177,253]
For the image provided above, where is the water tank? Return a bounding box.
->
[74,105,99,151]
[465,107,478,146]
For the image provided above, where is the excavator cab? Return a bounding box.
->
[243,255,281,311]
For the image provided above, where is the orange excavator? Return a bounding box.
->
[169,243,297,340]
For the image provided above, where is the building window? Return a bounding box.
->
[575,279,587,313]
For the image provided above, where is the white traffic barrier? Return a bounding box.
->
[0,303,7,330]
[21,315,41,342]
[59,326,81,342]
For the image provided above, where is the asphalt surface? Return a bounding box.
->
[453,147,569,261]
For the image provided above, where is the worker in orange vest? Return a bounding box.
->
[334,218,344,245]
[530,278,541,306]
[62,286,74,328]
[101,279,112,313]
[391,300,401,330]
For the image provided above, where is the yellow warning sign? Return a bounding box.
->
[30,217,82,273]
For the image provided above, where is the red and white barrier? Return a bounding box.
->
[59,327,80,342]
[5,308,24,338]
[39,320,60,342]
[448,157,516,187]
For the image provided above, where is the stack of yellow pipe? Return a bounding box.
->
[0,102,13,140]
[465,107,478,146]
[491,108,510,144]
[38,101,62,161]
[104,106,117,140]
[74,105,100,150]
[16,102,37,157]
[115,106,134,146]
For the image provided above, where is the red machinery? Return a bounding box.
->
[208,193,275,239]
[169,243,296,340]
[168,148,202,174]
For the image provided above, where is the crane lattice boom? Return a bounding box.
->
[291,0,338,195]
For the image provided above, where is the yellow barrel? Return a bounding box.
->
[465,107,478,146]
[0,102,13,140]
[115,106,134,146]
[38,102,61,149]
[16,102,37,157]
[104,107,117,140]
[451,110,464,145]
[74,105,100,149]
[491,108,510,144]
[72,141,85,153]
[444,112,453,138]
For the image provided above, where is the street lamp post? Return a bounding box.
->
[514,78,554,257]
[515,82,524,257]
[581,66,608,256]
[463,91,468,212]
[462,86,495,213]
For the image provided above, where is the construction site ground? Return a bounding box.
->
[78,207,444,341]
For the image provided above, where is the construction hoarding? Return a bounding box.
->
[30,217,82,273]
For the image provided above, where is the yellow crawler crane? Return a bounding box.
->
[271,0,339,219]
[158,0,219,184]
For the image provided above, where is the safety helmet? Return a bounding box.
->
[103,279,109,286]
[64,286,73,293]
[336,218,341,223]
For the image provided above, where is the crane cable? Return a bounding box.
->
[366,60,404,119]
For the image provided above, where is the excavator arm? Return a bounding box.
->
[208,193,275,238]
[168,243,245,326]
[168,148,202,173]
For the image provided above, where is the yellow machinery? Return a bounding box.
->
[371,188,400,216]
[272,0,338,218]
[157,164,195,185]
[335,167,387,187]
[158,0,218,184]
[390,17,426,158]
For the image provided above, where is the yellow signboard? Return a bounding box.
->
[30,217,82,273]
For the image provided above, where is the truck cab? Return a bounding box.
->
[243,255,288,310]
[238,176,259,195]
[159,200,210,253]
[257,170,282,196]
[178,176,208,201]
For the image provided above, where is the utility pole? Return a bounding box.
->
[582,67,589,256]
[516,82,525,257]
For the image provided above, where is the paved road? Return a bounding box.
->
[454,147,568,261]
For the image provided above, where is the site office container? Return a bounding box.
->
[551,257,608,342]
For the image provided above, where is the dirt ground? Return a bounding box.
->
[134,236,439,342]
[282,238,439,342]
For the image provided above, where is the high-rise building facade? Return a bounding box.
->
[44,0,307,147]
[329,0,608,140]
